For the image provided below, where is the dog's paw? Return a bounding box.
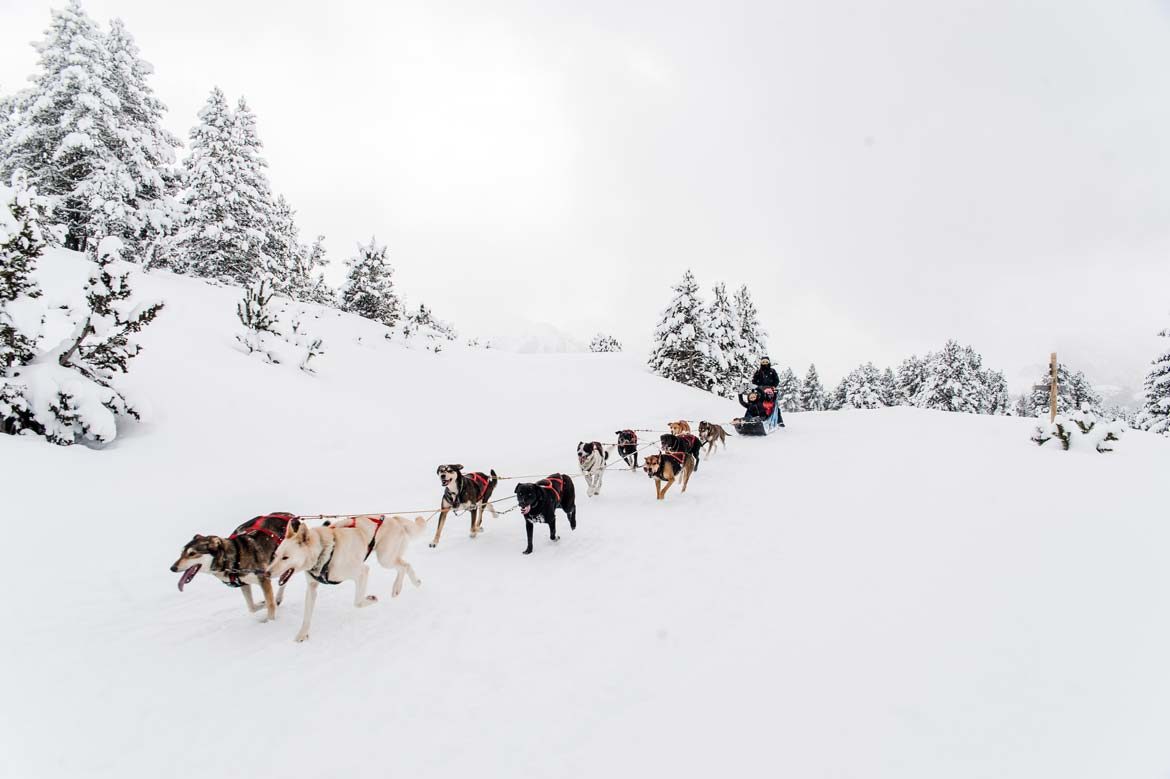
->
[362,594,379,606]
[428,542,437,548]
[523,549,533,555]
[295,632,310,643]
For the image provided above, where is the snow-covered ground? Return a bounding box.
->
[2,264,1169,779]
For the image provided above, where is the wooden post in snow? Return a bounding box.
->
[1049,352,1058,423]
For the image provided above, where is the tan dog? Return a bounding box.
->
[643,452,695,500]
[268,515,426,642]
[697,421,728,457]
[668,420,692,436]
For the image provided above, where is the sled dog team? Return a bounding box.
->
[171,420,730,642]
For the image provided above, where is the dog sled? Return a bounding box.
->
[733,387,783,437]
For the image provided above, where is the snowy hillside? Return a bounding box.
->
[3,263,1170,779]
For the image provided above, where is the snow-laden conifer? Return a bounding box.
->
[340,237,401,327]
[703,282,744,397]
[589,333,622,353]
[799,363,826,411]
[776,367,802,412]
[647,269,715,390]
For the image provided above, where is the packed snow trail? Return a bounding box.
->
[2,262,1170,778]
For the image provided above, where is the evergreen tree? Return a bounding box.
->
[340,237,401,327]
[703,282,744,397]
[173,89,276,283]
[1027,362,1102,416]
[776,367,802,412]
[0,172,51,373]
[914,340,987,413]
[895,354,927,405]
[1139,322,1170,435]
[589,333,622,353]
[733,285,767,385]
[0,1,119,250]
[799,363,826,411]
[839,362,886,409]
[647,269,715,390]
[983,369,1011,415]
[880,367,897,407]
[287,234,333,306]
[1013,393,1033,418]
[97,17,182,255]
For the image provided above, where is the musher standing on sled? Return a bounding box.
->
[751,356,779,389]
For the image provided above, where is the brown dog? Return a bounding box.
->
[432,464,498,547]
[697,421,727,457]
[643,452,695,500]
[668,420,692,436]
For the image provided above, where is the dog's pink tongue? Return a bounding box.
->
[178,564,201,592]
[278,567,295,586]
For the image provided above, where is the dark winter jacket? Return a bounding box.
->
[751,365,779,388]
[739,393,768,420]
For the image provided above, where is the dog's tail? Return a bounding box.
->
[489,469,498,488]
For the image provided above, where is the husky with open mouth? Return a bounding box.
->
[267,514,427,643]
[170,512,295,622]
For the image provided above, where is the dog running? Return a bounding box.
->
[642,450,695,500]
[697,421,728,457]
[171,512,295,622]
[615,429,639,470]
[431,464,498,547]
[662,430,703,472]
[514,474,577,554]
[577,440,610,497]
[267,514,427,642]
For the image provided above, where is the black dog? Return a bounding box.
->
[514,474,577,555]
[615,429,639,470]
[660,433,703,472]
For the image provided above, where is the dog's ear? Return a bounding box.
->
[452,464,463,472]
[208,536,223,550]
[513,484,521,494]
[286,519,300,538]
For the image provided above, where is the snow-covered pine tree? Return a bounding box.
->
[895,354,927,405]
[1139,322,1170,435]
[0,173,54,433]
[47,236,164,443]
[0,1,119,251]
[589,333,622,352]
[913,340,987,413]
[340,237,401,327]
[1027,362,1102,416]
[96,17,182,256]
[1013,393,1033,418]
[880,367,897,407]
[703,282,744,397]
[983,369,1011,415]
[733,285,767,385]
[776,367,802,412]
[172,90,276,283]
[287,235,333,306]
[839,362,886,409]
[799,363,826,411]
[827,377,847,410]
[235,278,281,362]
[647,269,715,391]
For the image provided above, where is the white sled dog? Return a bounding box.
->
[268,515,426,642]
[576,441,611,497]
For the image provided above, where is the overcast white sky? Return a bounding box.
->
[2,0,1169,394]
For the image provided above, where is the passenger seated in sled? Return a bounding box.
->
[737,386,785,427]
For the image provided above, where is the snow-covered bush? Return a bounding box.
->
[395,303,457,353]
[589,333,623,353]
[1032,406,1124,453]
[1,180,164,446]
[234,278,324,372]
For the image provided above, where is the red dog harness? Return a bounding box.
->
[676,434,699,450]
[661,451,687,469]
[334,515,386,560]
[466,472,492,496]
[230,512,295,543]
[539,476,565,503]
